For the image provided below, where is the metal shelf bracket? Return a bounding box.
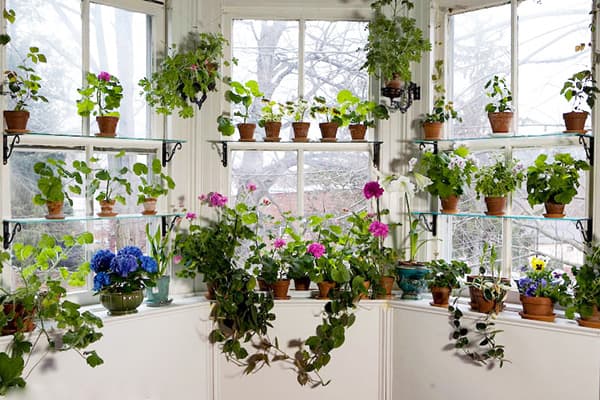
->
[3,134,20,165]
[3,221,21,249]
[576,218,593,244]
[162,141,183,167]
[418,213,437,237]
[579,135,594,166]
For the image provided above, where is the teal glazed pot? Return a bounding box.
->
[146,275,172,307]
[396,264,430,300]
[100,289,144,316]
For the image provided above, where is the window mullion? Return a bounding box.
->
[82,0,90,137]
[297,149,304,217]
[298,18,305,98]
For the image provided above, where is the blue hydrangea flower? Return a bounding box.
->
[90,249,115,273]
[110,254,139,277]
[117,246,143,259]
[93,271,111,291]
[140,255,158,273]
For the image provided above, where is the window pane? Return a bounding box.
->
[6,0,82,134]
[90,4,150,137]
[450,218,503,272]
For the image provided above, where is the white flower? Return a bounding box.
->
[388,175,415,196]
[414,172,432,192]
[408,157,417,172]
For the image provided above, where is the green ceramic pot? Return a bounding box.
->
[396,265,429,300]
[100,289,144,316]
[145,275,172,307]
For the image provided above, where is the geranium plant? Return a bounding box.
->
[474,155,525,198]
[284,97,311,122]
[337,89,389,127]
[309,95,344,125]
[5,46,48,111]
[217,80,264,136]
[76,71,123,117]
[132,158,176,205]
[32,157,84,208]
[560,69,600,112]
[484,75,512,113]
[73,150,132,205]
[90,245,158,293]
[425,259,469,289]
[516,255,571,305]
[306,214,351,284]
[257,99,284,126]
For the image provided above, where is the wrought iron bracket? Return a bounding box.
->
[3,221,21,249]
[218,141,228,167]
[161,215,181,237]
[419,141,438,155]
[381,82,420,113]
[579,135,594,166]
[576,219,593,244]
[3,134,20,165]
[373,142,381,169]
[418,213,437,237]
[162,141,183,167]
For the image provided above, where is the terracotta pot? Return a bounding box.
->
[97,199,117,217]
[377,276,395,299]
[423,122,443,140]
[520,295,555,321]
[4,110,30,133]
[349,124,367,141]
[484,196,507,216]
[270,279,290,300]
[237,123,256,142]
[544,201,566,218]
[45,200,65,219]
[318,122,339,142]
[1,302,36,336]
[257,278,269,292]
[141,197,158,215]
[467,275,509,314]
[385,75,403,89]
[358,280,371,300]
[440,195,459,214]
[578,305,600,329]
[317,281,336,299]
[430,286,451,307]
[264,121,282,142]
[487,112,513,133]
[563,111,588,133]
[96,116,119,137]
[293,276,311,291]
[291,122,310,142]
[205,282,216,300]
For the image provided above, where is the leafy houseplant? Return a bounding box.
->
[567,244,600,328]
[526,153,589,218]
[257,99,285,142]
[516,255,571,322]
[73,150,133,217]
[560,69,600,132]
[0,232,103,395]
[362,0,431,86]
[140,31,231,119]
[4,46,48,132]
[337,89,389,141]
[132,158,176,215]
[309,95,344,142]
[145,223,176,306]
[77,71,123,137]
[285,97,311,142]
[32,157,84,219]
[217,80,264,141]
[474,155,525,216]
[484,75,513,134]
[425,259,469,307]
[421,60,461,139]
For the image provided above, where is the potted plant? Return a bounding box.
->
[413,145,478,213]
[139,31,231,118]
[474,155,525,216]
[4,46,48,132]
[132,158,176,215]
[484,75,513,134]
[145,223,176,306]
[425,259,470,307]
[72,150,133,217]
[362,0,431,88]
[32,157,84,219]
[516,255,571,322]
[567,244,600,328]
[338,89,389,141]
[91,245,158,315]
[217,80,264,141]
[257,99,285,142]
[284,97,311,142]
[526,152,589,218]
[560,69,600,133]
[421,60,461,139]
[467,243,510,314]
[309,96,345,142]
[248,236,291,300]
[77,71,123,137]
[277,213,315,291]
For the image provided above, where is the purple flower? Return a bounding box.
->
[209,192,228,207]
[363,181,384,199]
[140,255,158,273]
[93,272,111,292]
[117,246,143,259]
[307,242,326,259]
[97,71,111,82]
[273,238,286,249]
[246,182,257,192]
[186,212,197,221]
[110,254,139,277]
[369,221,389,238]
[90,249,115,273]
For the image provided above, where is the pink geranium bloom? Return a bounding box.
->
[246,182,257,192]
[273,238,286,249]
[261,198,271,206]
[209,192,228,207]
[198,194,207,201]
[185,212,197,221]
[97,71,111,82]
[307,242,326,259]
[369,221,389,238]
[363,181,384,199]
[173,255,183,264]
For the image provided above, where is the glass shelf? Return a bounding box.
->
[211,139,383,144]
[414,132,592,144]
[412,210,588,222]
[4,131,186,144]
[4,212,185,225]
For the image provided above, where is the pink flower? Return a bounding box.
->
[369,221,389,238]
[97,71,111,82]
[190,64,198,71]
[261,198,271,206]
[363,181,384,199]
[273,238,286,249]
[198,194,207,202]
[185,212,197,221]
[209,192,228,207]
[366,212,376,219]
[307,242,326,259]
[246,182,257,192]
[173,255,183,264]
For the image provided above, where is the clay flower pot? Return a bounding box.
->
[292,122,310,142]
[563,111,588,133]
[519,295,555,322]
[293,276,311,291]
[487,112,513,134]
[578,305,600,329]
[430,286,451,307]
[141,197,158,215]
[264,121,282,142]
[440,195,459,214]
[377,276,395,299]
[318,122,339,142]
[96,116,119,137]
[358,280,371,300]
[423,122,443,140]
[4,110,30,133]
[238,123,256,142]
[484,196,507,216]
[349,124,367,141]
[543,201,566,218]
[45,200,65,220]
[317,281,336,299]
[257,278,269,292]
[1,302,36,336]
[97,199,117,217]
[467,275,509,314]
[270,279,291,300]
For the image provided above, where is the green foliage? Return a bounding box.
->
[362,0,431,83]
[567,244,600,319]
[32,158,84,206]
[77,71,123,117]
[306,214,351,284]
[132,159,175,204]
[422,60,461,124]
[337,89,389,128]
[217,80,264,135]
[516,256,572,306]
[560,69,600,112]
[257,99,284,127]
[5,47,48,111]
[425,259,469,289]
[73,150,132,204]
[526,153,589,206]
[0,8,16,46]
[146,223,174,279]
[284,97,311,122]
[346,211,392,281]
[474,155,525,198]
[484,75,512,113]
[309,96,344,125]
[139,32,232,118]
